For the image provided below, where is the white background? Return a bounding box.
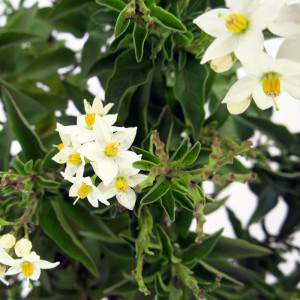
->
[0,0,299,285]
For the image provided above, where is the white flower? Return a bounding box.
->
[98,171,147,210]
[269,3,300,37]
[193,0,285,64]
[0,234,16,250]
[222,52,300,114]
[78,118,141,186]
[210,54,234,73]
[0,264,8,286]
[52,124,85,176]
[14,238,32,258]
[62,168,109,207]
[77,97,117,130]
[5,251,59,285]
[277,36,300,63]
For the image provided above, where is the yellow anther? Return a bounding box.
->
[77,184,92,199]
[262,73,281,97]
[104,142,119,157]
[68,153,82,165]
[57,143,64,151]
[115,177,128,193]
[226,13,248,33]
[21,262,34,278]
[85,113,96,129]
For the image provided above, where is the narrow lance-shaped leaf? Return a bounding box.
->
[133,22,149,62]
[140,179,170,206]
[2,87,45,160]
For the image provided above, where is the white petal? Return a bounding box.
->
[103,103,114,115]
[226,97,252,114]
[193,9,229,37]
[250,0,285,30]
[52,149,70,164]
[87,192,100,207]
[127,174,147,187]
[229,0,259,13]
[274,59,300,77]
[282,77,300,99]
[38,260,60,270]
[102,114,118,126]
[84,99,92,114]
[252,85,275,110]
[113,127,137,150]
[277,37,300,63]
[92,96,104,114]
[93,118,112,144]
[0,248,17,267]
[242,52,275,77]
[269,4,300,37]
[91,159,118,186]
[116,151,142,176]
[69,182,80,197]
[116,189,136,210]
[97,182,116,200]
[5,266,21,276]
[201,35,237,64]
[223,77,257,104]
[0,277,9,286]
[64,164,81,177]
[30,267,41,281]
[235,30,264,61]
[78,142,103,162]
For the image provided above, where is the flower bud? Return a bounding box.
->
[210,54,234,73]
[0,234,16,250]
[14,238,32,257]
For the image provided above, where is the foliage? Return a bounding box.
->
[0,0,299,299]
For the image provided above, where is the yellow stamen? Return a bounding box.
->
[85,113,95,129]
[104,142,119,157]
[21,262,34,278]
[262,73,281,98]
[57,143,64,151]
[226,13,248,33]
[68,153,82,165]
[77,184,92,199]
[115,177,128,193]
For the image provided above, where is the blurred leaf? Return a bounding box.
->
[2,87,45,160]
[0,32,39,49]
[133,22,148,62]
[95,0,126,11]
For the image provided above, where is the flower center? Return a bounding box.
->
[262,73,281,97]
[225,13,248,33]
[115,177,128,193]
[104,142,119,157]
[21,262,34,278]
[85,113,95,129]
[68,153,82,165]
[57,143,64,151]
[77,184,92,199]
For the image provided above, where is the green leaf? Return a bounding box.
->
[0,124,12,171]
[209,236,271,259]
[133,160,158,170]
[171,138,189,161]
[154,273,171,296]
[204,197,228,215]
[0,217,12,226]
[95,0,126,11]
[133,22,148,62]
[0,32,39,49]
[115,6,130,37]
[174,59,210,139]
[2,87,45,160]
[182,229,223,264]
[181,142,201,166]
[105,49,152,107]
[140,179,170,206]
[150,4,186,32]
[132,147,160,164]
[21,48,75,80]
[160,190,175,222]
[39,199,99,276]
[172,191,194,211]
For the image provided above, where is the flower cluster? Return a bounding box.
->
[194,0,300,114]
[52,97,146,210]
[0,234,59,286]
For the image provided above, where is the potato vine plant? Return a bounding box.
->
[0,0,299,299]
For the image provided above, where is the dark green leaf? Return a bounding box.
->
[115,7,130,37]
[160,190,175,222]
[95,0,126,11]
[181,142,201,166]
[140,179,170,206]
[133,22,148,62]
